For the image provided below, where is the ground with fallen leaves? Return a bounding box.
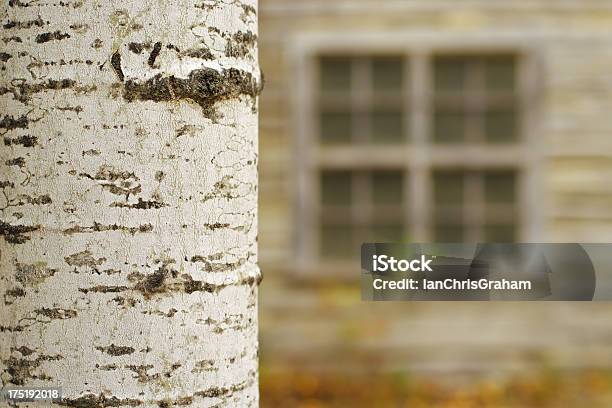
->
[261,369,612,407]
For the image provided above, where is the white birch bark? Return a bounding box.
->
[0,0,261,406]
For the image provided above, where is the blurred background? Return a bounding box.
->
[257,1,612,406]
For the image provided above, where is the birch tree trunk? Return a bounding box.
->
[1,0,261,406]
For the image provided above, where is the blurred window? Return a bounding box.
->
[304,53,529,264]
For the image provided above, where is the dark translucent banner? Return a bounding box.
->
[361,244,612,301]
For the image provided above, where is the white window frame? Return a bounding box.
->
[290,32,544,278]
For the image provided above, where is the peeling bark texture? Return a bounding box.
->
[0,0,260,406]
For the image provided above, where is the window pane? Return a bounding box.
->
[321,171,352,206]
[320,225,354,258]
[484,224,515,242]
[371,171,403,205]
[434,224,464,242]
[484,171,516,204]
[434,57,467,93]
[368,225,404,243]
[434,171,464,207]
[320,57,351,94]
[485,57,515,92]
[372,57,403,94]
[433,111,465,143]
[485,110,517,143]
[370,110,403,143]
[320,111,351,144]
